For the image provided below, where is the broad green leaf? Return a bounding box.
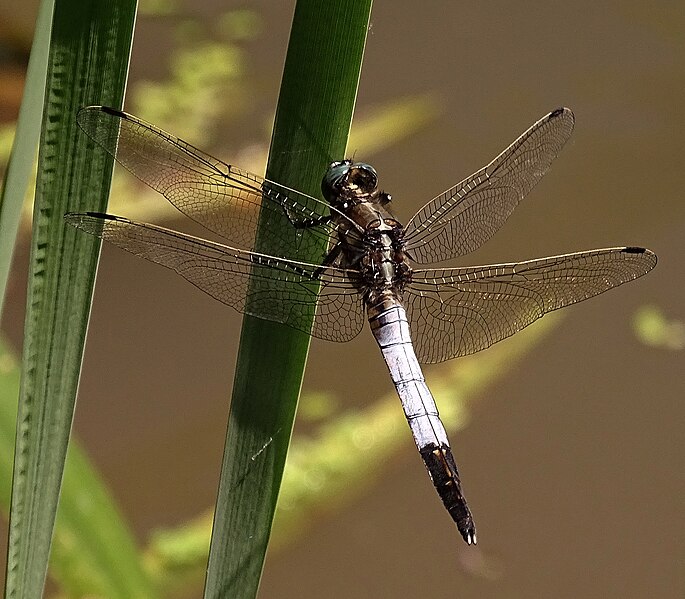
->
[5,1,146,597]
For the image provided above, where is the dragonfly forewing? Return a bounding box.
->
[403,107,575,264]
[77,106,349,263]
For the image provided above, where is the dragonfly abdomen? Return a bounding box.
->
[368,301,476,544]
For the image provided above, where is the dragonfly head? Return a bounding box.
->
[321,160,379,207]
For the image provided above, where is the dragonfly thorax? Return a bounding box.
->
[359,228,412,307]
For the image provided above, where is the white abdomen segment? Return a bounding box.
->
[369,302,476,544]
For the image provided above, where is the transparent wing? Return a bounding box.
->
[65,212,365,342]
[404,247,657,363]
[403,107,575,264]
[77,106,348,263]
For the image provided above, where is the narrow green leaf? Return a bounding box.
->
[204,2,373,598]
[0,339,155,598]
[0,0,54,316]
[5,1,139,597]
[53,444,156,598]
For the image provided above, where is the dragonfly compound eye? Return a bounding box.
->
[346,164,378,194]
[321,160,353,202]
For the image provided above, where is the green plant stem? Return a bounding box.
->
[203,2,373,598]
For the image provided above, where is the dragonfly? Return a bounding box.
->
[66,106,657,545]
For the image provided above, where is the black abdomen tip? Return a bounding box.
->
[419,443,477,545]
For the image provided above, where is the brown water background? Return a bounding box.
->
[1,1,683,597]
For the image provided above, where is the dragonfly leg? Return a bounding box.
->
[311,242,343,279]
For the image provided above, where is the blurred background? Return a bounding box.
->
[0,0,683,597]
